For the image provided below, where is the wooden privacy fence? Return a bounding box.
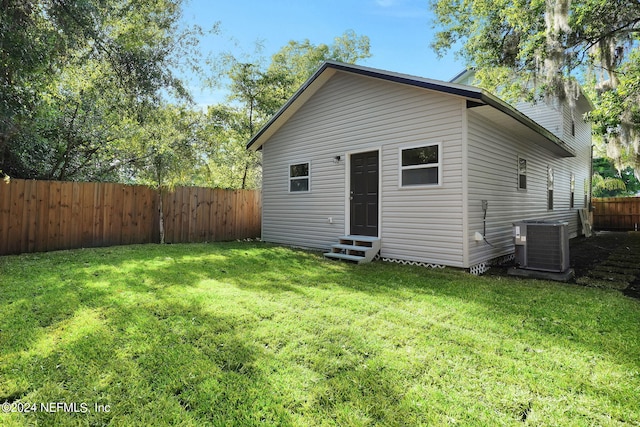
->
[0,179,261,256]
[592,197,640,231]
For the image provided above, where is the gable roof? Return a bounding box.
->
[246,61,576,157]
[450,69,595,113]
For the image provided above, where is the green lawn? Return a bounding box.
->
[0,242,639,426]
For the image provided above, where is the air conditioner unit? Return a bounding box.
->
[513,220,570,272]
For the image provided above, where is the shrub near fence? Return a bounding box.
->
[0,179,261,256]
[592,197,640,231]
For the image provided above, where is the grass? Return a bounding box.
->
[0,242,639,426]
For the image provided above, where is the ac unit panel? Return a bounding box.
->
[512,220,570,273]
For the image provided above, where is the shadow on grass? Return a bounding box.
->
[0,244,301,425]
[1,241,639,425]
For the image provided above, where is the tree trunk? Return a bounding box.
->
[241,161,249,190]
[158,190,165,244]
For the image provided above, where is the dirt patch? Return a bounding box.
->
[571,232,640,299]
[489,231,640,300]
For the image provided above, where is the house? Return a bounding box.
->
[246,61,592,273]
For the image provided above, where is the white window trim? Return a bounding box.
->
[570,172,576,208]
[288,161,311,193]
[517,156,527,191]
[547,166,554,211]
[398,142,442,189]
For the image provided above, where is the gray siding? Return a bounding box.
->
[516,100,564,139]
[260,68,592,270]
[261,71,467,267]
[465,105,592,267]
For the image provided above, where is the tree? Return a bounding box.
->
[430,0,640,172]
[197,105,262,189]
[0,0,202,180]
[134,104,202,243]
[200,31,371,189]
[269,30,371,96]
[592,157,640,197]
[10,60,144,181]
[198,60,291,190]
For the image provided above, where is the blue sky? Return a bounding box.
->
[182,0,465,106]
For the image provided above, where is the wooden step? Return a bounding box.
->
[331,243,369,252]
[323,252,367,263]
[339,235,379,243]
[324,235,381,264]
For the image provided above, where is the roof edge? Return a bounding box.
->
[246,62,334,151]
[247,61,576,157]
[479,91,576,157]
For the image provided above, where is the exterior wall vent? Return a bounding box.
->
[513,220,570,272]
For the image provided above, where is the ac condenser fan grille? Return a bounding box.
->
[526,224,564,271]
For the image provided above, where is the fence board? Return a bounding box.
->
[0,182,10,255]
[47,181,61,251]
[180,187,190,243]
[35,180,49,252]
[81,183,94,248]
[139,187,150,244]
[197,186,207,241]
[8,180,25,254]
[0,179,261,255]
[189,187,198,242]
[593,197,640,231]
[93,183,104,247]
[23,180,36,253]
[58,182,71,250]
[71,183,82,248]
[102,183,114,246]
[214,188,223,240]
[205,188,215,242]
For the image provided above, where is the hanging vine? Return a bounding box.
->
[430,0,640,175]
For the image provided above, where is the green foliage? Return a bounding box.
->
[199,31,371,190]
[196,105,262,189]
[133,104,202,190]
[2,3,369,189]
[269,30,371,95]
[0,243,638,425]
[592,157,640,197]
[429,0,640,175]
[0,0,202,181]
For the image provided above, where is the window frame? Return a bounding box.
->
[398,142,442,188]
[517,156,527,191]
[547,166,554,210]
[288,161,311,193]
[570,172,575,208]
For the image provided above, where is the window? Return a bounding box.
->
[547,166,554,210]
[518,157,527,190]
[570,173,575,208]
[400,143,441,187]
[289,162,309,192]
